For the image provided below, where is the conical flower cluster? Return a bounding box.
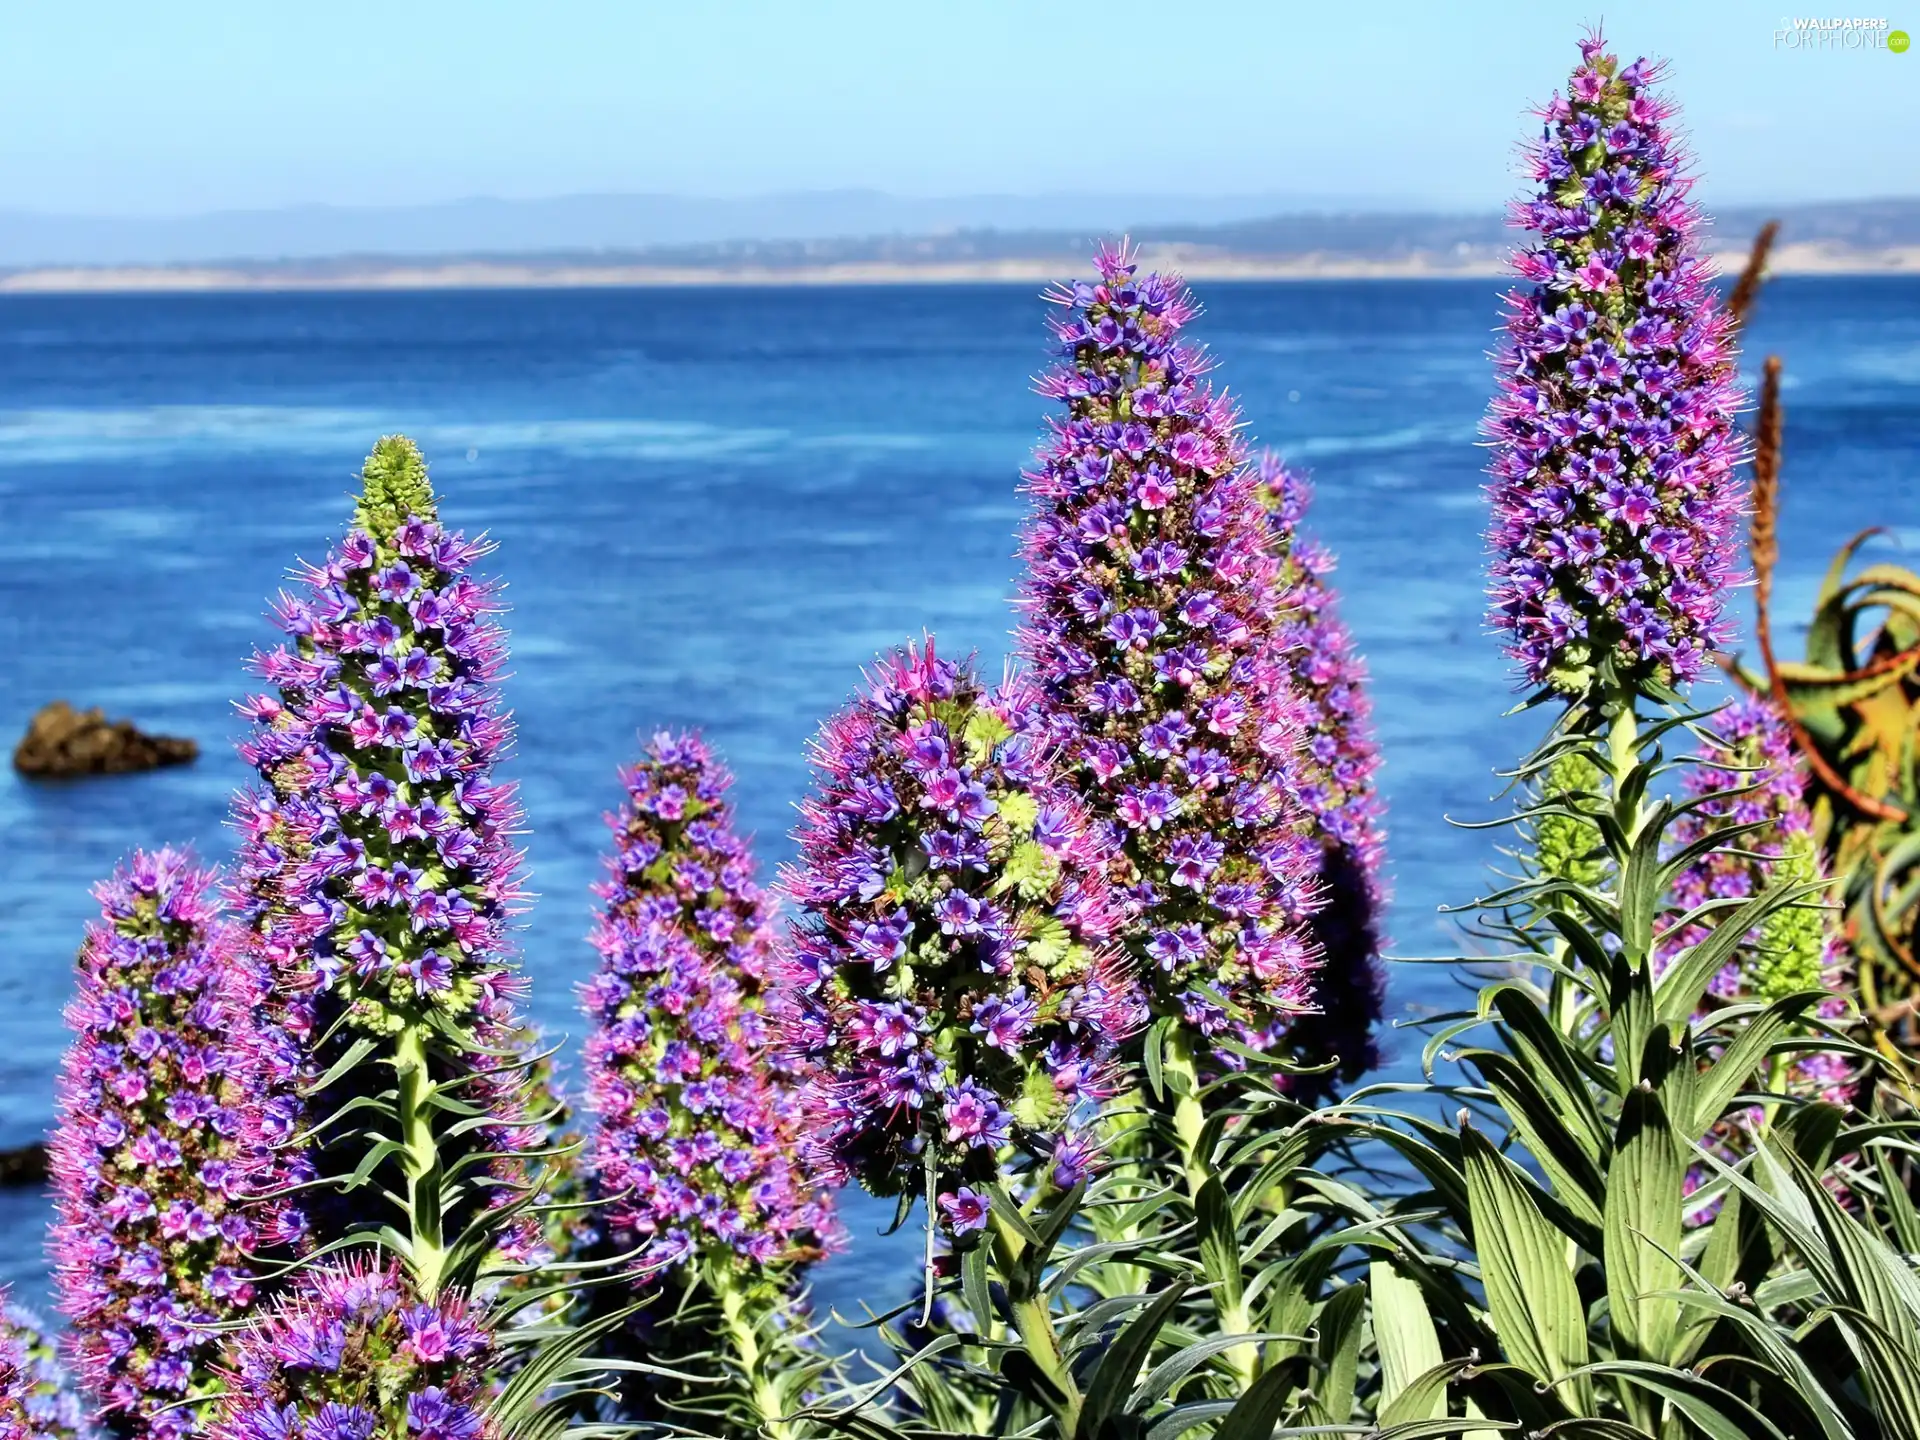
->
[1254,453,1388,1095]
[1484,35,1745,696]
[48,850,264,1435]
[207,1258,495,1440]
[780,642,1138,1233]
[1659,695,1850,1104]
[1015,247,1322,1052]
[581,730,838,1269]
[1,1296,92,1440]
[228,437,539,1252]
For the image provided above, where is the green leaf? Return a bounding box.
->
[1617,807,1670,964]
[1602,1086,1684,1365]
[1144,1017,1172,1103]
[1032,1180,1089,1270]
[1194,1177,1243,1315]
[1663,1288,1849,1440]
[1460,1125,1592,1411]
[1828,1306,1920,1437]
[1128,1332,1298,1409]
[1470,1050,1605,1229]
[308,1034,380,1093]
[1370,1260,1444,1420]
[1075,1279,1189,1440]
[1142,1403,1233,1440]
[962,1241,994,1335]
[1876,1143,1920,1254]
[1316,1282,1365,1423]
[1489,987,1609,1159]
[1209,1363,1294,1440]
[1579,1360,1792,1440]
[1380,1360,1470,1428]
[1655,876,1828,1030]
[1684,993,1822,1141]
[484,1299,643,1436]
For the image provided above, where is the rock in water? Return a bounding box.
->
[0,1142,45,1187]
[12,700,198,778]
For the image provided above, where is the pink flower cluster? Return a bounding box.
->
[49,849,264,1436]
[1255,453,1389,1096]
[580,730,839,1269]
[1659,695,1850,1109]
[1,1293,92,1440]
[1484,35,1746,696]
[1015,246,1323,1052]
[208,1258,494,1440]
[780,642,1139,1233]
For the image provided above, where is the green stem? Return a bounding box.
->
[1091,1094,1153,1300]
[989,1209,1082,1433]
[1755,1049,1792,1144]
[394,1022,446,1297]
[1163,1031,1261,1392]
[715,1266,790,1440]
[1163,1030,1211,1200]
[1604,695,1650,854]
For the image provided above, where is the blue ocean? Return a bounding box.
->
[2,276,1916,1323]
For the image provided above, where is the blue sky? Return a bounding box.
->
[2,0,1913,215]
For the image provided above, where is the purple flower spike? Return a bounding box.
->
[1,1293,94,1440]
[207,1257,495,1440]
[581,729,841,1271]
[1015,245,1324,1053]
[1254,453,1389,1096]
[779,641,1140,1232]
[1658,696,1850,1097]
[227,436,539,1254]
[49,849,263,1436]
[1484,33,1746,696]
[1652,696,1852,1207]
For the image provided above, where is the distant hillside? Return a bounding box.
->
[0,189,1411,269]
[4,198,1916,292]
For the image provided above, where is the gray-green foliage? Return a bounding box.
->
[1337,696,1894,1438]
[801,690,1906,1440]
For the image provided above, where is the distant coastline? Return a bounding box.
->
[5,242,1918,293]
[6,198,1918,292]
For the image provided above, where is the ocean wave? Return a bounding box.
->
[1280,422,1478,460]
[0,406,870,465]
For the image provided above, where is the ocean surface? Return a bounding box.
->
[2,276,1916,1325]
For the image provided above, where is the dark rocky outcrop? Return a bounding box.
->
[12,700,198,778]
[0,1140,46,1186]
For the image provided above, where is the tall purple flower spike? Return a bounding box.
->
[1014,245,1323,1054]
[49,849,264,1436]
[1659,696,1851,1107]
[1484,33,1745,697]
[1,1293,94,1440]
[207,1256,495,1440]
[581,730,840,1270]
[779,641,1139,1234]
[228,435,540,1258]
[1254,453,1389,1096]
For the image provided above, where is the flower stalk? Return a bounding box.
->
[1013,247,1323,1065]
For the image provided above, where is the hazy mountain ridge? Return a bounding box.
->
[4,193,1917,273]
[3,198,1915,289]
[0,189,1414,268]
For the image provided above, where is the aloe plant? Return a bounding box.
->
[1728,357,1920,1068]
